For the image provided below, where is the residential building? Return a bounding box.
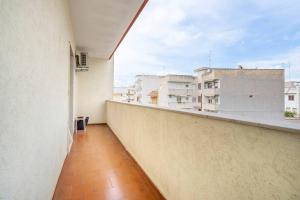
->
[2,1,300,200]
[194,67,284,119]
[134,75,161,104]
[285,81,300,118]
[113,86,135,102]
[158,75,197,109]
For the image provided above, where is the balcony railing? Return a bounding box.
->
[106,100,300,200]
[202,102,219,111]
[168,88,195,96]
[203,87,220,96]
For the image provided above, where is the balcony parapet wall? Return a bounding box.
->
[107,100,300,200]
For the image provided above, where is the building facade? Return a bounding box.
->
[113,86,135,102]
[134,75,161,104]
[194,67,284,119]
[285,81,300,118]
[158,75,197,110]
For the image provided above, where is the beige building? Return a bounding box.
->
[113,86,135,102]
[158,75,197,109]
[194,67,284,119]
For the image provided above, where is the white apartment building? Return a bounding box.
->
[158,75,197,109]
[285,81,300,118]
[194,67,284,119]
[113,86,135,102]
[134,75,161,104]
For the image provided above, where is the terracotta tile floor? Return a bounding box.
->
[53,125,165,200]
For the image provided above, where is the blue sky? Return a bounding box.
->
[114,0,300,86]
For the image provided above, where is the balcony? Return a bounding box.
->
[2,0,300,199]
[202,102,219,111]
[168,88,195,96]
[203,87,220,96]
[53,125,164,199]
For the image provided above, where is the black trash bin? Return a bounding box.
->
[76,117,85,131]
[76,116,90,132]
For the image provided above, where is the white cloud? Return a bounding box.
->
[114,0,300,86]
[238,46,300,80]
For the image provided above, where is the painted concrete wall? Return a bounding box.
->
[0,0,75,199]
[196,69,284,119]
[218,70,284,119]
[107,101,300,200]
[76,57,113,124]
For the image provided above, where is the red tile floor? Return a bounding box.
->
[52,125,165,200]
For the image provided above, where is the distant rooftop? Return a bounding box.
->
[161,74,196,78]
[135,75,162,78]
[194,66,284,73]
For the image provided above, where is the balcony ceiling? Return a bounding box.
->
[69,0,146,59]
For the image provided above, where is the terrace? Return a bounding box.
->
[1,0,300,200]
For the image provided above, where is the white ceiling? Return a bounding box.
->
[69,0,145,59]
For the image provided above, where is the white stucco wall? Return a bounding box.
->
[0,0,75,199]
[285,87,300,118]
[76,57,114,124]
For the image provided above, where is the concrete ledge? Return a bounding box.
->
[107,100,300,134]
[107,100,300,200]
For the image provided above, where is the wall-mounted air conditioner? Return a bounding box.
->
[75,52,89,72]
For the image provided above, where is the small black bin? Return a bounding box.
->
[76,116,89,131]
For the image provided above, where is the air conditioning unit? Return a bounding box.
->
[75,52,89,72]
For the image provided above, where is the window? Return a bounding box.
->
[292,108,297,112]
[288,95,294,101]
[186,97,189,100]
[177,96,182,103]
[205,82,213,89]
[192,97,196,103]
[198,83,201,90]
[208,98,212,104]
[185,84,189,88]
[214,80,220,88]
